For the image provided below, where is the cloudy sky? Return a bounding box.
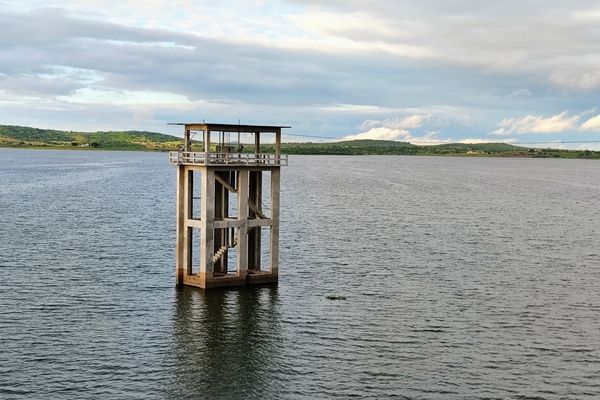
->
[1,0,600,147]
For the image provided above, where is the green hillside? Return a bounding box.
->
[268,139,417,155]
[256,140,530,156]
[0,125,182,151]
[258,140,600,158]
[1,124,599,158]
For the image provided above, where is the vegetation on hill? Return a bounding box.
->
[0,125,182,151]
[1,124,599,159]
[257,140,417,155]
[255,141,600,158]
[254,141,531,156]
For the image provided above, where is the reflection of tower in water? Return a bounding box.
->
[169,286,283,399]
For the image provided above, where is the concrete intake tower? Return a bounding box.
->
[169,122,289,289]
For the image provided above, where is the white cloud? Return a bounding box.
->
[570,7,600,21]
[360,114,429,131]
[287,11,434,58]
[577,143,600,151]
[313,103,396,114]
[57,88,191,105]
[284,2,600,91]
[14,1,600,91]
[493,112,580,135]
[341,114,439,143]
[458,138,517,144]
[341,127,412,141]
[409,133,449,145]
[412,137,518,146]
[580,114,600,131]
[527,142,600,151]
[341,112,481,144]
[290,11,403,41]
[2,1,600,141]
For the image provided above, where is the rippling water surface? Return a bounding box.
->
[1,148,600,399]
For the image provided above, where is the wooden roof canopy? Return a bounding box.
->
[168,122,291,133]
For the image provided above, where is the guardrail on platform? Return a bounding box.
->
[168,151,288,166]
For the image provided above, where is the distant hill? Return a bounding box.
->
[260,140,530,156]
[243,139,598,158]
[1,124,599,158]
[0,124,182,151]
[274,139,418,155]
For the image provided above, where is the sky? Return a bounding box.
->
[1,0,600,148]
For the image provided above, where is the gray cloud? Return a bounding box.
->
[0,8,350,104]
[289,0,600,89]
[0,7,520,109]
[1,3,599,144]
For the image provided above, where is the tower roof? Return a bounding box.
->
[168,122,290,133]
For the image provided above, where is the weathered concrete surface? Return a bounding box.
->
[172,123,286,289]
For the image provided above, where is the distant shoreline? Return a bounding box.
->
[3,143,600,160]
[0,144,168,152]
[1,124,599,159]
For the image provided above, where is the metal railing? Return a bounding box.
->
[168,151,288,166]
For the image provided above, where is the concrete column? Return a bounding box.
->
[184,129,191,151]
[200,168,215,280]
[175,165,186,285]
[204,129,211,162]
[270,168,280,274]
[275,129,281,163]
[254,132,260,156]
[248,171,262,270]
[237,169,249,277]
[183,169,193,275]
[187,170,194,220]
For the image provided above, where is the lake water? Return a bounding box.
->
[1,148,600,399]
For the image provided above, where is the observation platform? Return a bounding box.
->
[169,151,288,166]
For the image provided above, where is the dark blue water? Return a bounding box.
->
[1,148,599,399]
